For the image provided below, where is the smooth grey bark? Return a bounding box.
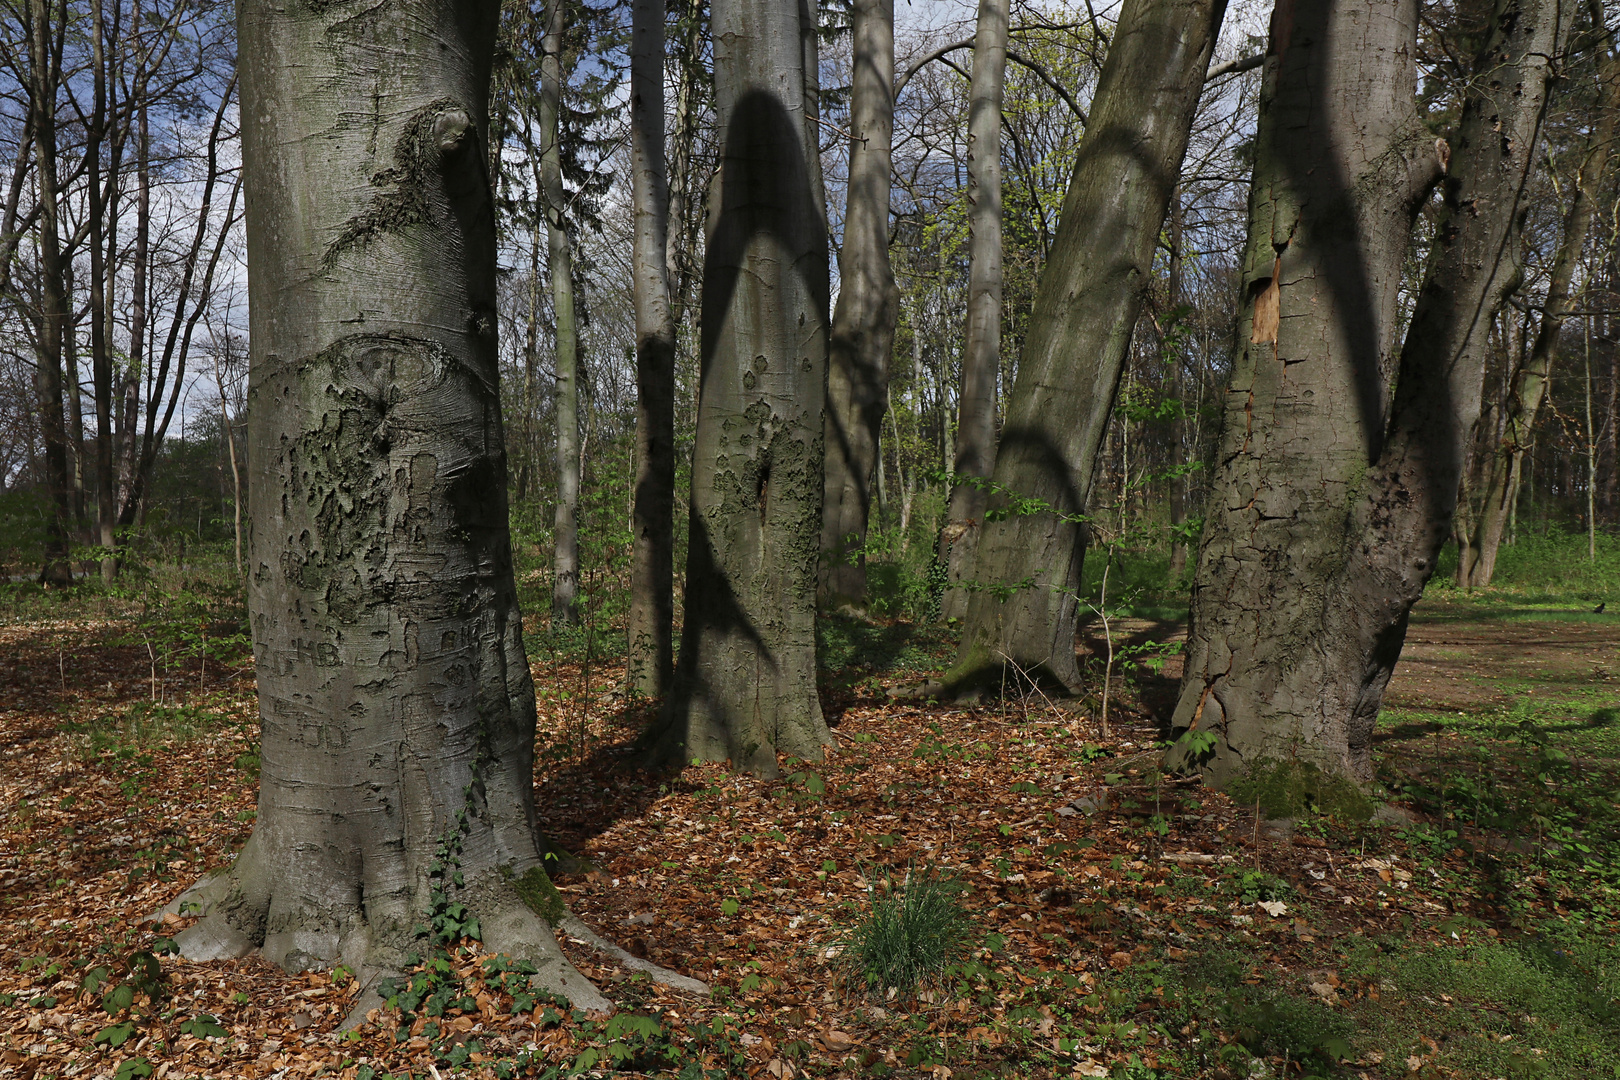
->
[628,0,677,697]
[647,0,833,777]
[26,0,73,584]
[174,0,606,1007]
[1166,191,1190,579]
[943,0,1228,691]
[1461,38,1619,587]
[820,0,898,610]
[87,0,117,582]
[1169,0,1565,785]
[939,0,1008,623]
[541,0,582,627]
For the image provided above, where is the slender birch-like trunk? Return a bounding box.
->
[821,0,898,610]
[939,0,1008,622]
[628,0,677,695]
[1462,38,1619,586]
[27,0,73,584]
[540,0,582,627]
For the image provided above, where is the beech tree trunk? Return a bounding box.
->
[942,0,1228,692]
[939,0,1008,623]
[541,0,582,627]
[820,0,898,610]
[26,0,74,584]
[1169,0,1564,786]
[646,0,833,777]
[173,0,605,1008]
[1461,38,1619,587]
[627,0,677,696]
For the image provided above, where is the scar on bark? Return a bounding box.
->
[1249,255,1281,345]
[323,98,471,269]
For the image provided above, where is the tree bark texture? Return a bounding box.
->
[939,0,1008,623]
[542,0,582,627]
[647,0,833,777]
[26,0,74,584]
[1169,0,1565,786]
[176,0,605,1009]
[820,0,898,610]
[1461,36,1619,587]
[627,0,677,696]
[943,0,1228,691]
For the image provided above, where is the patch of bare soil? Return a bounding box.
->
[1076,603,1620,726]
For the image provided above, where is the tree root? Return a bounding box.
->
[555,915,710,997]
[152,854,616,1017]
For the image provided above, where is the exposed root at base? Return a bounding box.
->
[556,915,710,996]
[153,862,614,1017]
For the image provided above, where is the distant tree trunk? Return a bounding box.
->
[628,0,677,696]
[943,0,1228,692]
[174,0,608,1009]
[26,0,74,584]
[118,84,150,519]
[820,0,897,610]
[1462,38,1619,586]
[1166,191,1191,579]
[541,0,582,627]
[939,0,1008,623]
[1169,0,1563,786]
[88,0,118,583]
[647,0,833,777]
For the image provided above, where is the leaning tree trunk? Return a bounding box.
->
[542,0,582,627]
[820,0,898,610]
[938,0,1009,623]
[627,0,677,696]
[942,0,1228,692]
[1463,37,1619,587]
[645,0,833,777]
[1169,0,1564,787]
[172,0,606,1008]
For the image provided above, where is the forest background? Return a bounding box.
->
[1,0,1619,1078]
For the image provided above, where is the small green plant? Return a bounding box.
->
[1230,870,1294,905]
[838,868,977,996]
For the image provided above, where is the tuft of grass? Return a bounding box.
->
[838,870,977,997]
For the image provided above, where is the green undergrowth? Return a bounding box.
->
[1347,923,1620,1078]
[817,614,957,687]
[60,699,246,758]
[1376,696,1620,924]
[1432,525,1620,605]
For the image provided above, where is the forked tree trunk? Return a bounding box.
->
[542,0,582,627]
[172,0,605,1008]
[627,0,677,696]
[938,0,1008,622]
[1169,0,1564,786]
[646,0,833,777]
[942,0,1228,692]
[820,0,898,610]
[1462,38,1619,586]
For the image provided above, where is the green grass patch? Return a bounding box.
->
[1348,924,1620,1078]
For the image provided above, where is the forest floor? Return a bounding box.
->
[0,589,1617,1080]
